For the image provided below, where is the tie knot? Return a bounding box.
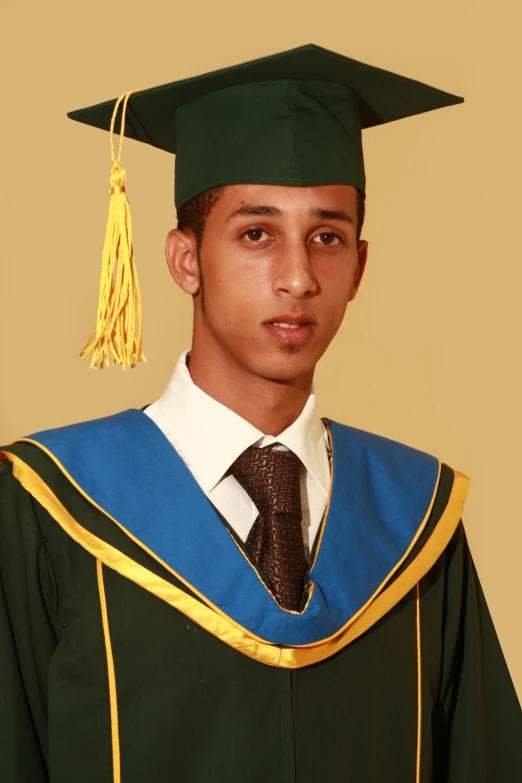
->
[228,445,302,519]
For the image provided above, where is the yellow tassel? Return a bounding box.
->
[80,90,147,369]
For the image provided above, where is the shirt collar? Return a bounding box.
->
[151,349,330,496]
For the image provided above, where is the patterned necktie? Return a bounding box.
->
[228,445,307,611]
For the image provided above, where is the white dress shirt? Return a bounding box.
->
[144,349,331,554]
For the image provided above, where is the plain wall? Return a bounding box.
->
[1,0,520,698]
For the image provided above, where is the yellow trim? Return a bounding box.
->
[16,437,252,618]
[14,434,439,630]
[415,582,422,783]
[96,560,121,783]
[2,449,470,669]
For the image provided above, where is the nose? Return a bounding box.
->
[273,240,318,299]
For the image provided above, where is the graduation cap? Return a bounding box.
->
[69,43,463,369]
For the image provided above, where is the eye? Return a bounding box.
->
[242,228,270,243]
[312,232,343,246]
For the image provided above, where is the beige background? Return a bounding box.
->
[1,0,520,697]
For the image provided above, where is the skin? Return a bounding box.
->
[166,183,368,436]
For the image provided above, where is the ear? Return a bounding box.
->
[348,239,369,302]
[165,228,200,295]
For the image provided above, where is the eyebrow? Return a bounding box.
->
[311,207,354,225]
[226,204,283,220]
[226,203,355,225]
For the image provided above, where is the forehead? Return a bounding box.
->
[215,183,359,216]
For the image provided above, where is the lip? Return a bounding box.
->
[264,313,316,326]
[264,322,315,345]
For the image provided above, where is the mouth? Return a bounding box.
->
[263,314,316,345]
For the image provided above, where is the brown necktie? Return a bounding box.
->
[228,445,307,611]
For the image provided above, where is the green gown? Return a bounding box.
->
[0,412,521,783]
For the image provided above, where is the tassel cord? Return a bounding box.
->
[80,89,146,369]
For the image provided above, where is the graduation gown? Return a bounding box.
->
[0,410,520,782]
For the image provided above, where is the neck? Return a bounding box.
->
[187,340,314,437]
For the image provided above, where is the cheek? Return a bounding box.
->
[315,257,356,309]
[203,251,267,321]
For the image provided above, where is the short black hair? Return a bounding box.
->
[176,186,366,251]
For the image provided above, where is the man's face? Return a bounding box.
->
[172,183,368,383]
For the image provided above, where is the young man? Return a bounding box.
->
[0,44,520,782]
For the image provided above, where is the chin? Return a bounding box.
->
[242,346,320,383]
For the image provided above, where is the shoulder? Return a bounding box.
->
[0,448,46,549]
[11,408,148,452]
[0,409,168,522]
[0,452,14,480]
[0,409,144,472]
[326,417,470,528]
[326,417,466,482]
[325,416,450,481]
[0,410,135,503]
[326,417,438,460]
